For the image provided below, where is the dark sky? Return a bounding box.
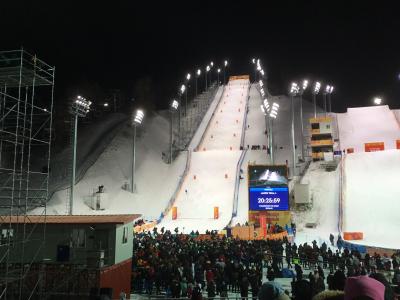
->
[1,1,399,112]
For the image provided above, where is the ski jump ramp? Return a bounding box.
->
[337,106,400,249]
[160,79,250,233]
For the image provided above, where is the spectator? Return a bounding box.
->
[344,276,385,300]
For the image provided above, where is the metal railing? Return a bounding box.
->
[232,149,247,218]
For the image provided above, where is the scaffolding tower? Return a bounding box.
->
[0,49,55,298]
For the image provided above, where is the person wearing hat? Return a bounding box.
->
[344,276,385,300]
[258,282,290,300]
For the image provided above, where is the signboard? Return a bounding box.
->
[248,165,289,211]
[364,142,384,152]
[248,211,291,227]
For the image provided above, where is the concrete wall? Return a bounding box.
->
[114,222,133,264]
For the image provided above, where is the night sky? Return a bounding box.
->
[1,1,399,112]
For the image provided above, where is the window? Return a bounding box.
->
[72,229,86,248]
[311,123,320,129]
[122,227,128,244]
[1,228,14,245]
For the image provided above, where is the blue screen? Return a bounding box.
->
[249,187,289,211]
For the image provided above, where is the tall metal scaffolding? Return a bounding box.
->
[0,49,55,298]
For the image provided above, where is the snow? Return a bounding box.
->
[337,105,400,152]
[343,149,400,249]
[39,112,188,219]
[159,79,250,232]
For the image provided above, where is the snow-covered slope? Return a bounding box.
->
[343,150,400,249]
[159,79,249,232]
[337,105,400,152]
[41,112,188,218]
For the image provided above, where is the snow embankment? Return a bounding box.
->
[343,149,400,249]
[337,105,400,152]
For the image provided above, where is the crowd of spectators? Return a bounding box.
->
[132,228,400,300]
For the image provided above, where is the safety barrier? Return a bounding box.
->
[158,150,191,223]
[240,83,251,149]
[232,149,247,218]
[158,86,224,224]
[231,225,288,241]
[194,86,225,152]
[134,221,157,233]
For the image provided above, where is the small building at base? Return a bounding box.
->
[0,214,140,299]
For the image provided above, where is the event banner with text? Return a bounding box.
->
[248,165,289,211]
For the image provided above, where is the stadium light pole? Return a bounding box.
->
[312,81,321,118]
[210,61,214,85]
[252,58,256,82]
[185,73,190,116]
[196,69,201,96]
[205,65,210,90]
[290,82,300,178]
[323,85,330,116]
[327,85,334,112]
[69,95,92,215]
[217,68,221,85]
[299,80,308,161]
[180,84,186,145]
[223,60,228,85]
[132,109,144,193]
[269,102,279,165]
[170,100,179,164]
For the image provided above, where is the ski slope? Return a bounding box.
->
[160,79,249,232]
[343,150,400,249]
[337,105,400,152]
[39,112,188,218]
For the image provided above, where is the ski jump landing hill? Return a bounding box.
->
[337,105,400,250]
[159,78,250,232]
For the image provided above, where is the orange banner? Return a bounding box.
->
[343,232,364,241]
[365,142,384,152]
[214,207,219,219]
[229,75,250,81]
[396,140,400,149]
[172,207,177,220]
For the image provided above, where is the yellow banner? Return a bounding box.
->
[229,75,250,81]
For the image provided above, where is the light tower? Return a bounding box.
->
[223,60,228,84]
[312,81,321,118]
[69,95,92,215]
[299,79,308,160]
[289,82,300,178]
[170,100,179,163]
[131,109,144,193]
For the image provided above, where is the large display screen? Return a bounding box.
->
[248,165,289,211]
